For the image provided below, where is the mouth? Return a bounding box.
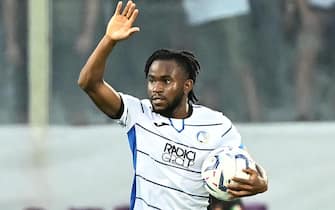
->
[151,96,166,104]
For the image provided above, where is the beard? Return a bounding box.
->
[151,91,185,118]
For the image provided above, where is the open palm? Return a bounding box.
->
[106,1,140,41]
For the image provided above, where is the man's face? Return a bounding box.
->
[147,59,190,117]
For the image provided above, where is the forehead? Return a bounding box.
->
[148,59,186,78]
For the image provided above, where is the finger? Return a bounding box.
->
[121,1,133,16]
[244,168,257,175]
[114,1,123,15]
[228,183,253,191]
[128,27,140,36]
[231,176,251,184]
[129,9,139,23]
[227,189,252,198]
[244,168,260,180]
[126,3,136,18]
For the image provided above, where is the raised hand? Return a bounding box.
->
[105,1,140,42]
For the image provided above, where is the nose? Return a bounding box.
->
[152,81,163,93]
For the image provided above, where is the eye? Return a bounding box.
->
[164,79,171,84]
[148,77,154,83]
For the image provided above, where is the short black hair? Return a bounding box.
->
[144,49,200,103]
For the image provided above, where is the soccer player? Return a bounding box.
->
[78,1,268,209]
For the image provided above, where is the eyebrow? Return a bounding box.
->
[147,74,172,79]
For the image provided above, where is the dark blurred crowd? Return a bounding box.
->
[1,0,335,124]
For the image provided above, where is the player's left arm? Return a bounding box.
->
[219,116,268,198]
[227,163,268,199]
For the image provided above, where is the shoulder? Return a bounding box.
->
[188,104,241,146]
[190,104,233,126]
[119,92,153,114]
[117,93,154,128]
[120,93,149,107]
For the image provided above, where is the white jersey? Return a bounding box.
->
[117,93,243,210]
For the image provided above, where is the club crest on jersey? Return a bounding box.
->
[196,131,209,143]
[162,143,196,168]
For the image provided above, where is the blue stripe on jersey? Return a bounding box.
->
[130,176,136,210]
[127,126,137,169]
[169,118,185,132]
[239,144,246,149]
[127,126,137,210]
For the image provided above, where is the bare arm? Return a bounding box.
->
[78,1,140,117]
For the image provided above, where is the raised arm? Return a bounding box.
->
[78,1,139,118]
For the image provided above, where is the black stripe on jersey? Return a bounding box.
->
[137,149,201,174]
[125,109,129,124]
[140,102,145,113]
[136,197,162,210]
[136,123,214,151]
[136,174,209,199]
[221,124,232,137]
[184,123,223,126]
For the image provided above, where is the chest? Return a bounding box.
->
[134,117,226,171]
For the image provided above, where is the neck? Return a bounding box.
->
[171,102,191,119]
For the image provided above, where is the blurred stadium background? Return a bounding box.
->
[1,0,335,209]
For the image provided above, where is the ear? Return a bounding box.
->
[184,79,194,95]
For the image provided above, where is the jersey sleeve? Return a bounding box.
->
[116,93,145,131]
[220,115,243,148]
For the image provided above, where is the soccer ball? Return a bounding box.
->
[201,146,256,201]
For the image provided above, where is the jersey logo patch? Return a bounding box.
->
[196,131,209,143]
[161,143,196,168]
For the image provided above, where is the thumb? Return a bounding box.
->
[128,27,140,35]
